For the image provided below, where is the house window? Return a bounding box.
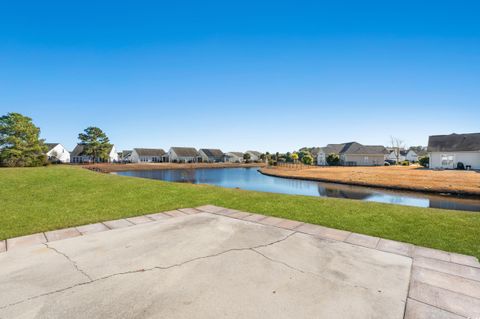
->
[364,156,369,164]
[441,154,454,167]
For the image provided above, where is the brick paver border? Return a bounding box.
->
[1,205,479,318]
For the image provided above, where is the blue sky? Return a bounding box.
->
[1,1,479,152]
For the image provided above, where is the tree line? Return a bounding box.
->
[0,112,112,167]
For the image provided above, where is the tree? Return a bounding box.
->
[0,113,47,167]
[291,153,299,163]
[302,154,313,165]
[326,153,340,166]
[243,153,251,163]
[418,156,429,168]
[78,127,112,163]
[390,136,405,164]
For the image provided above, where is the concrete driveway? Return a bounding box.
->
[1,207,478,318]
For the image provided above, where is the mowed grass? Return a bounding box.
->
[1,165,479,259]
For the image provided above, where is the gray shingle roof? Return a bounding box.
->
[200,149,224,158]
[226,152,244,158]
[170,147,199,157]
[246,151,262,157]
[428,133,480,152]
[134,148,166,157]
[71,144,113,157]
[340,142,387,155]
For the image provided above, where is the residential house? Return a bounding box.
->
[45,143,70,163]
[199,149,224,163]
[317,142,387,166]
[224,152,244,163]
[428,133,480,170]
[131,148,166,163]
[245,151,262,162]
[317,144,345,166]
[386,149,418,163]
[119,150,132,163]
[166,147,199,163]
[70,144,119,163]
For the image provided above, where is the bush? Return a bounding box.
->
[457,162,465,170]
[418,156,429,168]
[326,153,340,166]
[400,161,410,166]
[302,154,314,165]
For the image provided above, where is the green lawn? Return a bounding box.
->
[1,165,479,259]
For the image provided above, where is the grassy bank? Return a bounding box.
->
[1,165,479,259]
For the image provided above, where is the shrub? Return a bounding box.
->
[326,153,340,166]
[302,154,313,165]
[400,161,410,166]
[457,162,465,170]
[418,156,429,168]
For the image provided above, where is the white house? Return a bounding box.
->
[386,149,418,163]
[224,152,244,163]
[131,148,166,163]
[199,149,224,163]
[317,144,345,165]
[245,151,262,162]
[70,144,119,163]
[45,143,70,163]
[428,133,480,170]
[166,147,199,163]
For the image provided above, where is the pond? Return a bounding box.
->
[116,167,480,212]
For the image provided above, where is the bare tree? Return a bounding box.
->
[390,136,405,164]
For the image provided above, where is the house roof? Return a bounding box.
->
[339,142,387,155]
[170,147,198,157]
[226,152,244,158]
[428,133,480,152]
[246,151,262,157]
[200,149,224,158]
[319,144,346,155]
[133,148,165,157]
[45,143,61,152]
[71,144,114,157]
[122,150,132,157]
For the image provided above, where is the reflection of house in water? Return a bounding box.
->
[317,183,371,200]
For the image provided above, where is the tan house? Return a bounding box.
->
[317,142,387,166]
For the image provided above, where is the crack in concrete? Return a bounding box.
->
[0,231,297,311]
[250,248,371,292]
[44,243,93,281]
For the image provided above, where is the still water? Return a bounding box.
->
[116,167,480,212]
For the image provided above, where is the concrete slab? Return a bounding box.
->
[0,244,90,307]
[6,233,47,250]
[103,218,134,229]
[229,211,252,219]
[125,216,153,225]
[414,246,451,262]
[404,298,464,319]
[414,256,480,282]
[315,226,351,241]
[145,212,171,220]
[345,233,380,249]
[76,223,110,235]
[0,213,412,319]
[195,205,225,213]
[377,239,414,257]
[276,219,303,230]
[408,280,480,318]
[242,213,267,222]
[177,208,202,215]
[449,252,480,268]
[163,210,187,217]
[257,216,285,226]
[45,227,81,242]
[0,240,5,253]
[412,266,480,299]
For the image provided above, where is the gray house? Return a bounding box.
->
[70,144,119,163]
[166,147,199,163]
[131,148,166,163]
[428,133,480,170]
[199,149,224,163]
[317,142,387,166]
[224,152,244,163]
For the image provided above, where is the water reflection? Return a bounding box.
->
[116,167,480,212]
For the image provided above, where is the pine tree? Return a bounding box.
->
[78,127,112,163]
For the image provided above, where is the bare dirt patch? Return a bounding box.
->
[82,162,265,173]
[260,165,480,196]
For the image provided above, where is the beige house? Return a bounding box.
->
[317,142,387,166]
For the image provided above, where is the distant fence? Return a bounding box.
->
[274,162,312,170]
